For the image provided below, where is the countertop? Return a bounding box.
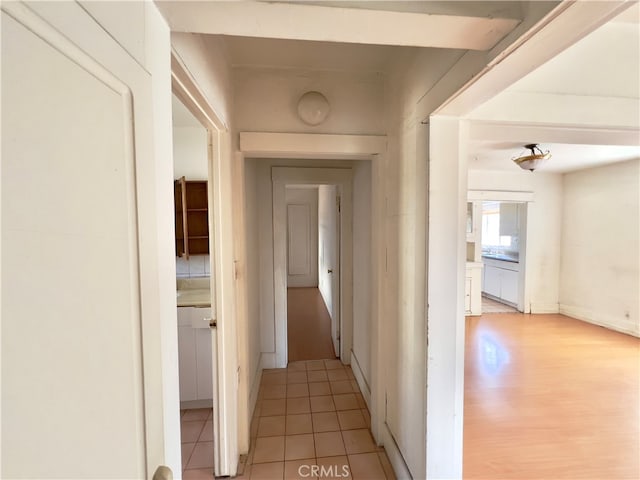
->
[482,253,519,263]
[177,277,211,307]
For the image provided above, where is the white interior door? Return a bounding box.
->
[319,185,341,356]
[331,193,341,356]
[1,3,168,477]
[286,187,319,287]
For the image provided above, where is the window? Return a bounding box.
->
[481,203,513,249]
[482,212,512,247]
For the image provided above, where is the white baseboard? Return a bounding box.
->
[529,302,560,314]
[380,423,412,479]
[180,399,213,410]
[261,352,276,369]
[349,350,371,410]
[560,304,640,338]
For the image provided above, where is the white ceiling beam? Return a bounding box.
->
[155,1,520,51]
[467,91,640,129]
[468,121,640,147]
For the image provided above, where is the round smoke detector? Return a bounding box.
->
[297,91,330,126]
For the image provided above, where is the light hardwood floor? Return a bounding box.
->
[287,288,336,362]
[464,313,640,479]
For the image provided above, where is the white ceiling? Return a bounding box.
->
[468,142,640,173]
[224,36,404,73]
[158,0,522,50]
[467,3,640,174]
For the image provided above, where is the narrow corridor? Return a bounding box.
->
[239,359,396,479]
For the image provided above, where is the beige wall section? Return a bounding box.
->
[244,159,263,398]
[560,159,640,337]
[145,3,182,474]
[234,67,385,135]
[352,161,372,386]
[2,1,179,476]
[173,126,208,180]
[468,170,564,313]
[171,33,233,129]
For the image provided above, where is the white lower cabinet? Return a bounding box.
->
[483,265,502,298]
[178,306,213,404]
[500,269,519,304]
[482,259,519,306]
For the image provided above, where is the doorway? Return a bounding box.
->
[171,93,217,474]
[286,185,339,361]
[272,167,354,368]
[479,201,528,313]
[171,54,240,477]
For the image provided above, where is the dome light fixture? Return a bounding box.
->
[512,144,551,172]
[297,91,330,126]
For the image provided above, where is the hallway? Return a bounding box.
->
[464,313,640,479]
[239,359,396,480]
[287,288,336,362]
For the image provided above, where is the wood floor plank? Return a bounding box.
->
[287,287,336,362]
[464,313,640,479]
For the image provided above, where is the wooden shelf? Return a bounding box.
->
[175,178,209,258]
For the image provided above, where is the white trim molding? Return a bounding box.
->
[560,304,640,338]
[240,132,386,158]
[349,351,371,410]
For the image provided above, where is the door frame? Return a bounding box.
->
[171,52,239,476]
[468,190,534,313]
[238,131,387,444]
[273,168,352,366]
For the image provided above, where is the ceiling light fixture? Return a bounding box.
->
[512,144,551,172]
[297,91,330,126]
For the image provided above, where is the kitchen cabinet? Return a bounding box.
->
[482,258,519,307]
[483,265,502,298]
[499,203,519,237]
[175,178,209,258]
[501,269,519,304]
[177,306,213,405]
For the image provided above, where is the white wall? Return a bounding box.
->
[286,187,319,288]
[380,47,462,479]
[468,169,564,313]
[352,161,372,385]
[172,34,233,129]
[2,2,181,476]
[173,126,208,180]
[318,184,338,316]
[234,67,384,135]
[244,159,262,397]
[560,159,640,337]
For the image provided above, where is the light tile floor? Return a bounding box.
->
[481,295,517,313]
[179,359,396,480]
[238,359,396,480]
[181,407,215,479]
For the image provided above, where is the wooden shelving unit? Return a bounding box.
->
[175,177,209,258]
